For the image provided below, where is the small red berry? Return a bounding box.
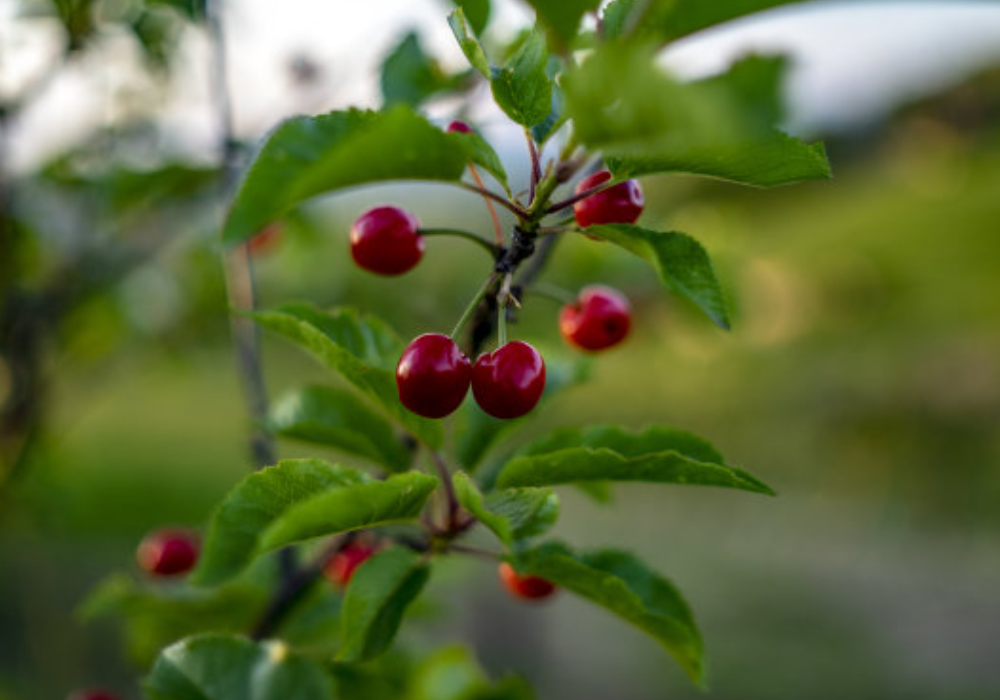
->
[560,286,631,351]
[248,222,282,255]
[350,206,424,276]
[471,341,546,420]
[498,562,556,601]
[136,528,199,577]
[446,120,473,134]
[324,540,377,587]
[572,170,644,228]
[396,333,472,418]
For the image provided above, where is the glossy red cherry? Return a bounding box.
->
[350,205,424,275]
[471,341,546,419]
[498,562,556,601]
[324,540,378,587]
[68,689,122,700]
[136,528,199,577]
[396,333,472,418]
[572,170,644,227]
[560,285,631,351]
[446,120,473,134]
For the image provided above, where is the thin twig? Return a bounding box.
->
[467,166,505,246]
[427,449,460,530]
[207,0,291,578]
[526,128,542,205]
[418,228,500,257]
[545,179,615,215]
[457,182,529,218]
[448,543,503,560]
[251,535,347,640]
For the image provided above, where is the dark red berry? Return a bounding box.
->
[396,333,472,418]
[136,528,199,577]
[68,690,121,700]
[350,206,424,275]
[498,562,556,601]
[471,341,546,419]
[324,540,377,587]
[446,120,473,134]
[560,285,631,351]
[572,170,644,228]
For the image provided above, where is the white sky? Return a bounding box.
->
[3,0,1000,170]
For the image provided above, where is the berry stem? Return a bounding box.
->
[467,165,505,246]
[418,228,500,256]
[451,273,498,341]
[529,282,577,305]
[427,449,460,530]
[546,177,617,215]
[457,182,529,218]
[496,273,514,347]
[525,128,542,205]
[448,543,503,560]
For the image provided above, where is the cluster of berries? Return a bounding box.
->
[134,529,552,602]
[349,168,641,422]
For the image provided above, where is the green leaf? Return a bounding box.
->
[606,54,829,186]
[604,0,812,44]
[486,487,559,541]
[519,0,602,50]
[496,425,774,495]
[144,633,333,700]
[252,303,442,448]
[223,106,467,244]
[408,646,536,700]
[259,472,439,554]
[269,385,413,472]
[517,543,705,687]
[530,82,566,145]
[338,547,430,662]
[564,45,830,187]
[381,32,451,107]
[490,29,553,127]
[563,44,736,156]
[192,459,370,586]
[78,574,263,667]
[607,131,830,187]
[450,0,491,36]
[451,129,510,194]
[580,225,730,329]
[448,8,491,78]
[454,472,559,548]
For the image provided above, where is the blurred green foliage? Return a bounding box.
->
[2,0,1000,694]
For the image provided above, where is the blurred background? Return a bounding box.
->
[2,1,1000,698]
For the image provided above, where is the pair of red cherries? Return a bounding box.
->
[394,281,632,421]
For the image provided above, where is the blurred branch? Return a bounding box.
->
[207,0,294,585]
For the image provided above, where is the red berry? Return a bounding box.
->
[324,540,377,587]
[396,334,472,418]
[136,528,199,577]
[446,120,473,134]
[498,562,556,601]
[572,171,644,227]
[559,286,631,351]
[248,222,282,255]
[350,206,424,275]
[471,341,546,419]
